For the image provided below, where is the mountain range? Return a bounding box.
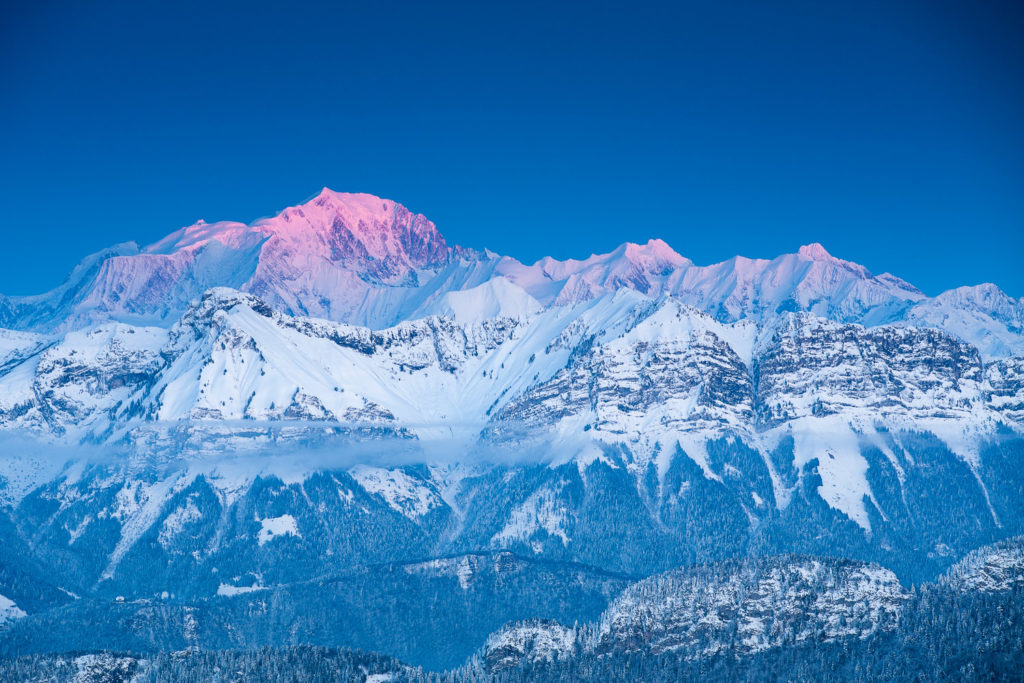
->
[3,189,1022,355]
[0,189,1021,676]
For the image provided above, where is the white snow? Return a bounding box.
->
[943,538,1024,592]
[596,557,906,657]
[256,514,300,545]
[403,555,478,590]
[350,466,440,519]
[0,198,1018,561]
[483,620,577,668]
[427,277,542,323]
[0,593,26,626]
[216,582,268,596]
[788,416,873,531]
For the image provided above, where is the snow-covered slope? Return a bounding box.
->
[0,335,1018,660]
[4,287,1016,455]
[421,276,543,324]
[0,594,26,628]
[480,619,579,672]
[0,189,1021,662]
[904,283,1024,359]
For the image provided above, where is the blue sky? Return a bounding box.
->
[1,0,1021,296]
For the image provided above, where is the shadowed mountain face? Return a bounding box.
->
[0,190,1021,673]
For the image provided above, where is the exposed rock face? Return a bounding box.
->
[985,356,1024,424]
[486,304,755,439]
[4,289,1016,458]
[0,191,454,331]
[754,313,985,426]
[0,324,167,436]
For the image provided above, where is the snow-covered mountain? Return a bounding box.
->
[2,285,1019,527]
[0,284,1020,593]
[1,189,1020,358]
[0,189,1021,672]
[0,190,457,331]
[0,191,1020,576]
[904,283,1024,358]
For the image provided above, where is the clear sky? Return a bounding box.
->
[1,0,1021,296]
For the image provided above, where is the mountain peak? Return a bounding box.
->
[259,190,451,283]
[308,188,396,215]
[798,243,833,260]
[623,239,688,267]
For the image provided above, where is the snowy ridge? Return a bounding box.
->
[941,536,1024,592]
[593,557,905,656]
[0,282,1020,534]
[905,283,1024,359]
[350,466,443,519]
[0,190,1020,361]
[481,619,578,672]
[476,556,907,673]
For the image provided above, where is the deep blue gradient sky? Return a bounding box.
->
[1,0,1021,296]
